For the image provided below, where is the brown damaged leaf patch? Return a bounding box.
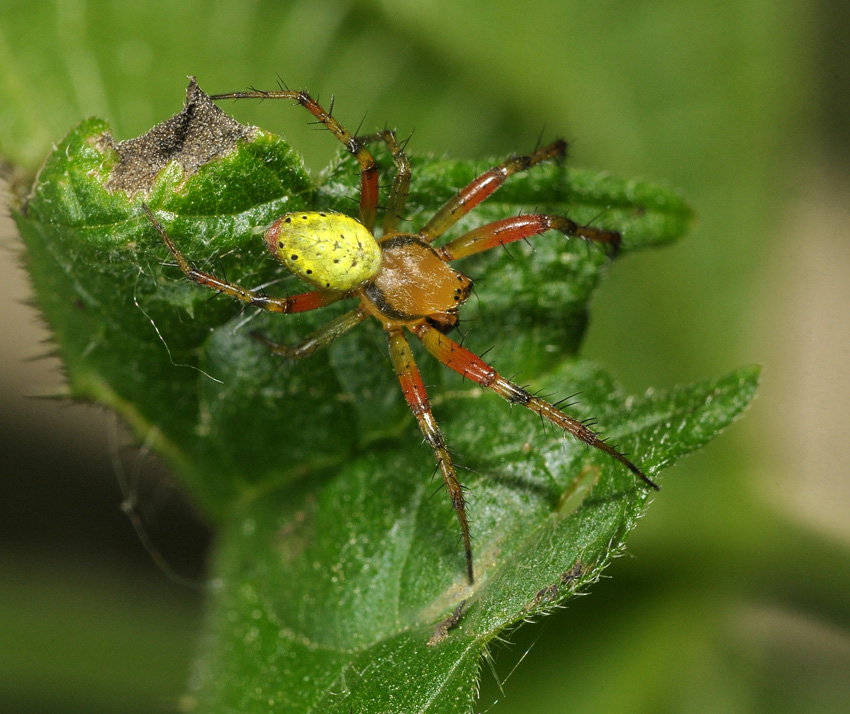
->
[104,77,256,196]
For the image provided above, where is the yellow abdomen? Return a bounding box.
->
[264,212,382,292]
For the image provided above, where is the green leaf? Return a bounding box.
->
[15,81,755,712]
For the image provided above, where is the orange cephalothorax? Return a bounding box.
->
[362,235,472,324]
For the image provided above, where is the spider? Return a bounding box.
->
[142,87,659,583]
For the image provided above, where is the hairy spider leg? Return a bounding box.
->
[143,204,343,314]
[438,214,621,261]
[420,140,567,243]
[387,328,474,582]
[253,307,368,360]
[415,324,660,491]
[359,130,412,235]
[210,90,380,231]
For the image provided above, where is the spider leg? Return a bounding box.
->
[420,140,567,243]
[387,327,474,582]
[143,204,344,314]
[253,307,367,359]
[210,89,379,231]
[415,324,659,491]
[360,130,411,235]
[438,213,620,261]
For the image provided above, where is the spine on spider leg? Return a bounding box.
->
[142,204,341,315]
[516,392,657,489]
[416,324,659,491]
[548,216,621,253]
[420,140,568,242]
[387,329,475,582]
[253,307,367,360]
[371,130,411,235]
[210,89,379,230]
[440,214,621,261]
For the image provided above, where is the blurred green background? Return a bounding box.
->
[2,1,848,712]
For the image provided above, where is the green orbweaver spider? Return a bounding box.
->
[142,87,659,584]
